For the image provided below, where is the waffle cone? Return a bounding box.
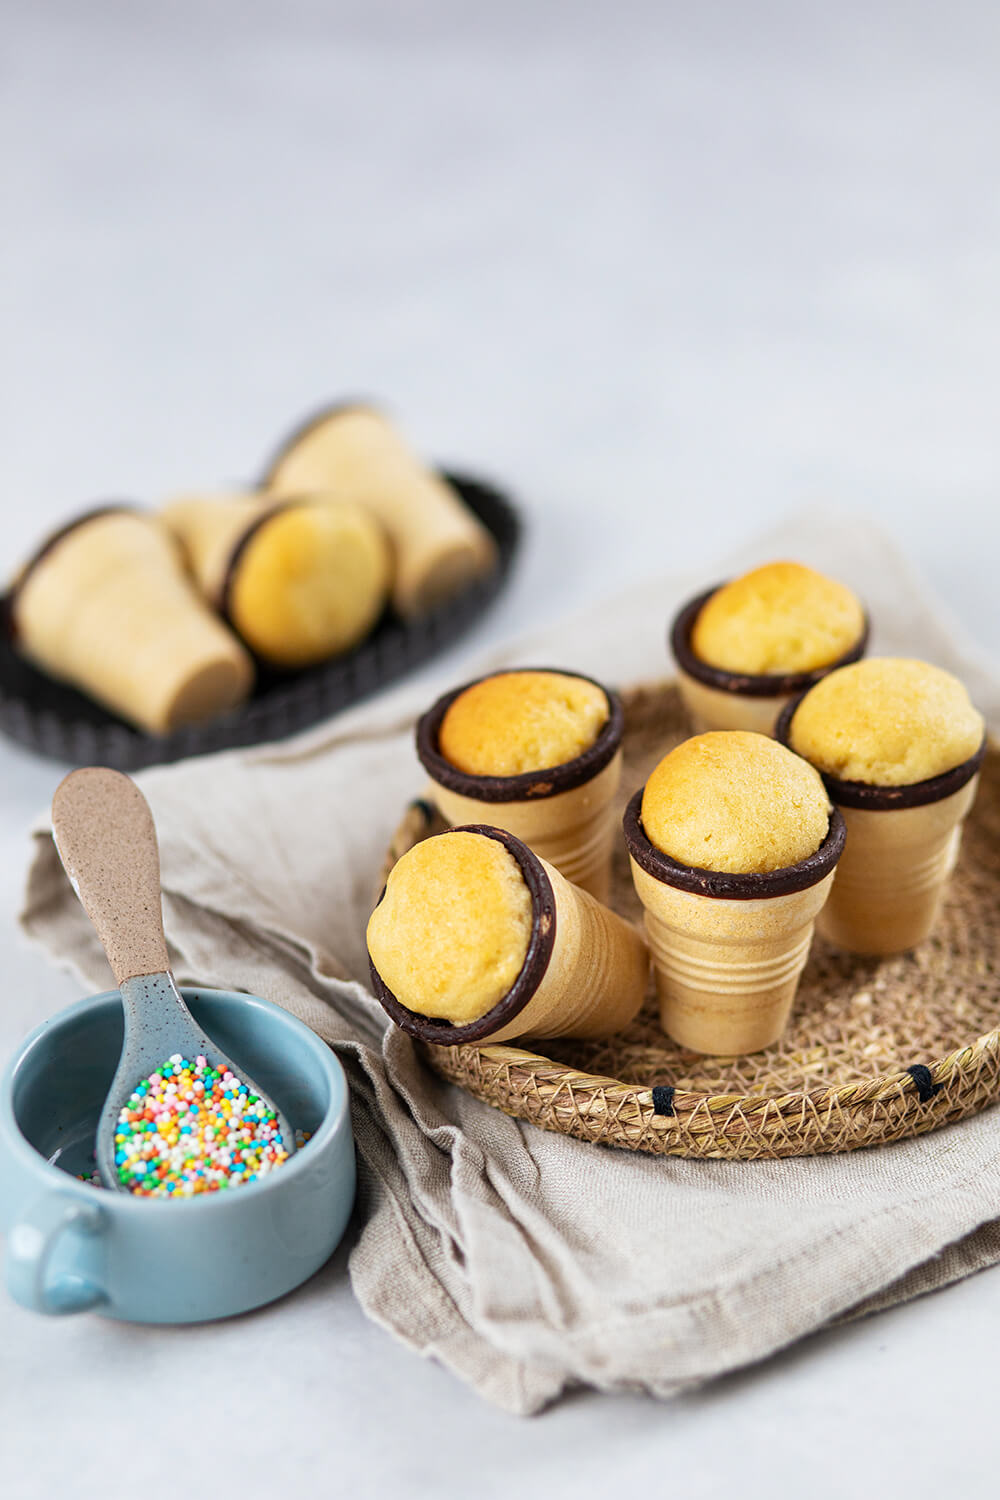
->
[265,406,497,617]
[13,512,253,734]
[675,667,791,736]
[429,752,622,902]
[481,857,648,1044]
[161,492,266,602]
[630,859,836,1056]
[818,779,980,956]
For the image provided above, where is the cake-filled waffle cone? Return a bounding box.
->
[10,508,254,735]
[776,662,987,957]
[776,699,985,956]
[262,403,497,618]
[670,580,869,737]
[162,491,390,668]
[416,670,624,903]
[624,787,845,1055]
[368,825,648,1047]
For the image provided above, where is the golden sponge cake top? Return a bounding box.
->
[366,831,533,1024]
[691,561,865,675]
[438,670,609,777]
[641,731,831,874]
[229,499,390,667]
[788,658,985,786]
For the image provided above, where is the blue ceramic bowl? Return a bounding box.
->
[0,987,355,1323]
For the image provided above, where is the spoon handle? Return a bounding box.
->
[51,767,170,987]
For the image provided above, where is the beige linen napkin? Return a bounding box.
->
[20,509,1000,1415]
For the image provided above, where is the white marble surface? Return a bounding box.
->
[1,3,999,1495]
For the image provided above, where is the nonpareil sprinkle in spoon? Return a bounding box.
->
[51,767,294,1196]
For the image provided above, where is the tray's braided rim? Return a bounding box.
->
[422,1030,1000,1159]
[382,683,1000,1160]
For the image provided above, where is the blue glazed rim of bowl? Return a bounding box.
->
[1,987,351,1214]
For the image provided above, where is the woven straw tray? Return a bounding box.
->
[383,680,1000,1160]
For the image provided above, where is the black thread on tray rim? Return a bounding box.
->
[416,669,624,803]
[669,583,870,699]
[368,824,557,1046]
[905,1064,943,1103]
[652,1085,676,1116]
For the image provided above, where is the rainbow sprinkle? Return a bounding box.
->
[112,1053,289,1197]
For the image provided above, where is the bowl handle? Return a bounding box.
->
[6,1193,106,1315]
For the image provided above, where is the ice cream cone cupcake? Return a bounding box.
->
[162,491,391,669]
[262,403,497,618]
[416,668,624,902]
[367,825,648,1046]
[10,507,254,735]
[670,562,868,735]
[777,658,987,956]
[624,732,845,1055]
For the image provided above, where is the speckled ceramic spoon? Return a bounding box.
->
[51,766,294,1192]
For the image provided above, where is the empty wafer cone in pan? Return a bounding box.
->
[367,825,649,1047]
[9,508,254,735]
[416,669,624,903]
[162,491,391,669]
[262,404,497,618]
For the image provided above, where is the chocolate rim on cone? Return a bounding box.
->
[622,786,846,899]
[258,398,377,487]
[669,584,870,699]
[416,668,624,802]
[775,694,989,809]
[368,824,557,1045]
[7,504,138,644]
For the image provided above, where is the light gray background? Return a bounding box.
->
[1,3,999,1495]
